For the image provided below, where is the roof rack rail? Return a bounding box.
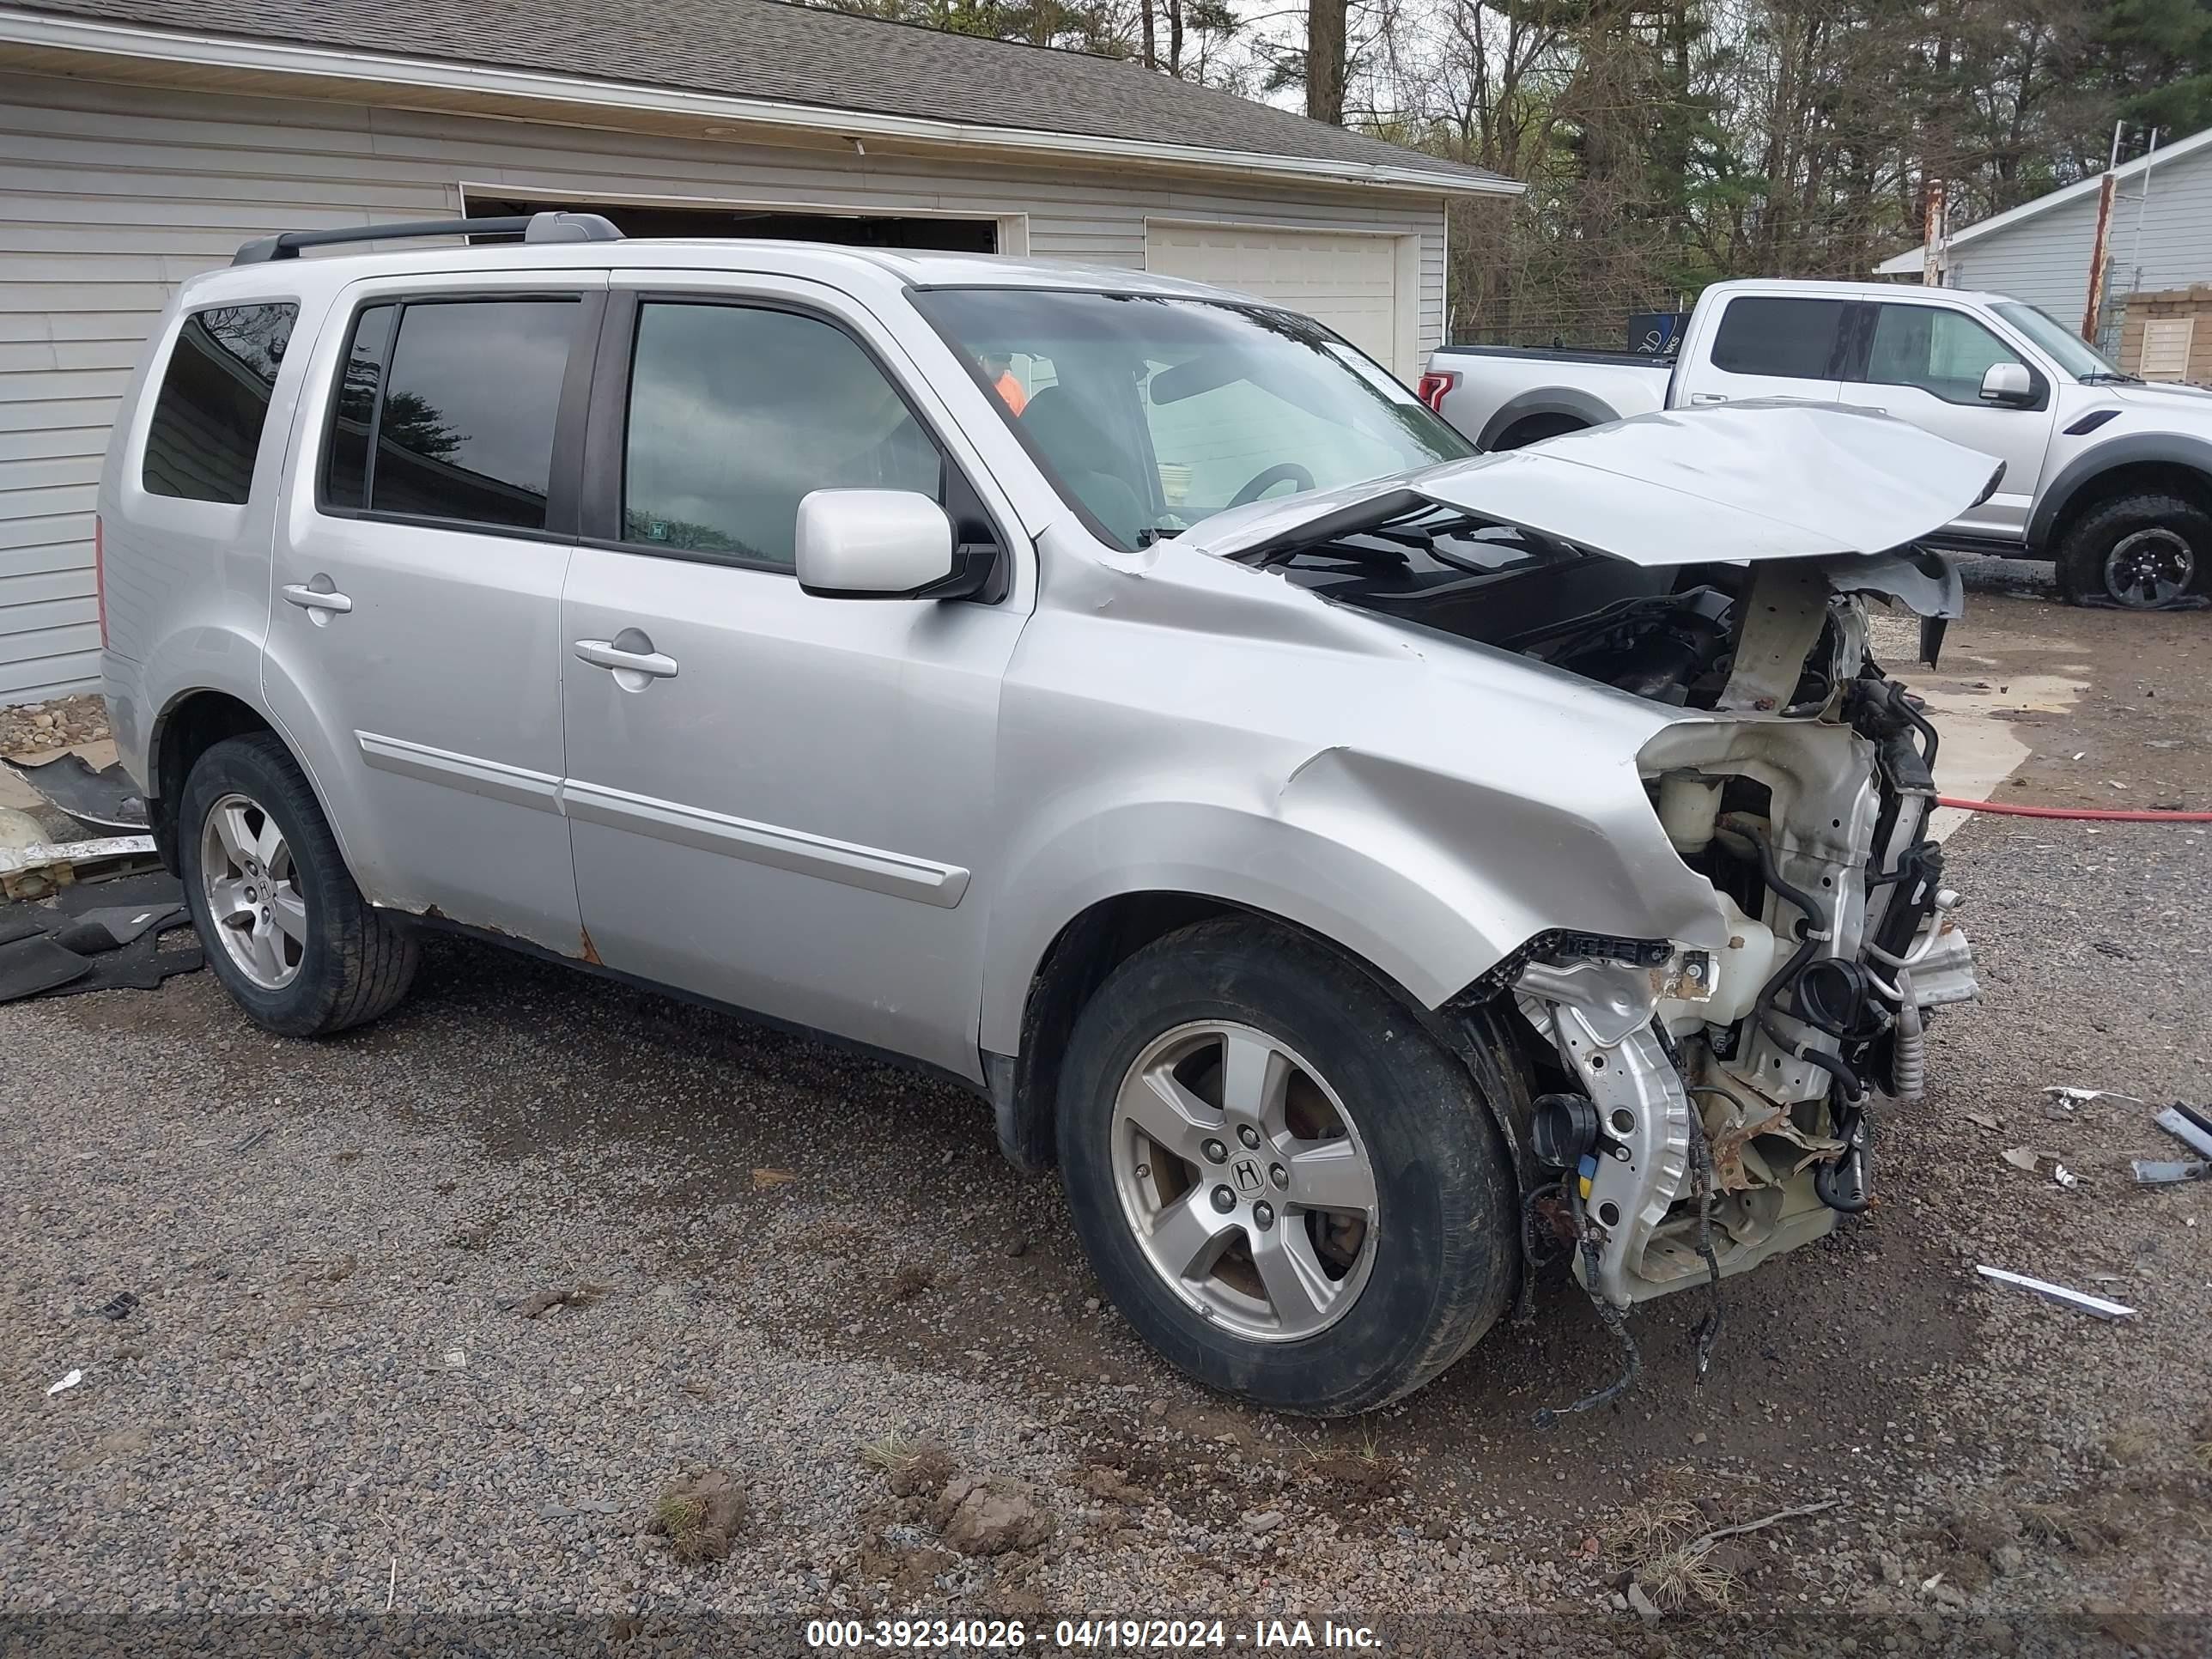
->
[233,210,623,266]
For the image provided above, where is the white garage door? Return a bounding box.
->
[1145,223,1407,377]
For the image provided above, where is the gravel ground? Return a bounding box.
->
[1,589,2208,1656]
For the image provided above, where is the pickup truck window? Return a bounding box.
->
[622,301,940,565]
[1709,296,1847,379]
[1865,305,2025,404]
[915,288,1468,550]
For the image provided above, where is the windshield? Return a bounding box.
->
[1993,301,2128,380]
[912,288,1474,550]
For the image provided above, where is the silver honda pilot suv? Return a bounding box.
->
[99,213,1982,1415]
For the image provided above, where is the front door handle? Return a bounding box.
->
[1687,392,1729,404]
[574,636,678,680]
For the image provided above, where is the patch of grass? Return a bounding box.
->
[860,1435,956,1498]
[651,1469,745,1565]
[860,1434,929,1473]
[656,1490,707,1544]
[1597,1499,1699,1559]
[1637,1542,1740,1611]
[2018,1502,2096,1553]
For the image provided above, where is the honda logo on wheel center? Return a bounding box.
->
[1232,1157,1263,1194]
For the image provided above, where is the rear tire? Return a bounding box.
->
[2053,492,2209,607]
[1055,916,1517,1416]
[179,732,416,1036]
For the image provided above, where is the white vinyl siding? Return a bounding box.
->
[0,68,1453,702]
[1943,143,2212,328]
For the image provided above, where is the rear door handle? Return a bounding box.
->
[281,580,352,620]
[1687,392,1729,405]
[574,638,678,679]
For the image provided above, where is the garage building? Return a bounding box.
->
[0,0,1514,703]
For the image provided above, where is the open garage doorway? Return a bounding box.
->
[463,191,1004,252]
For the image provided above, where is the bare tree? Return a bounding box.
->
[1308,0,1348,122]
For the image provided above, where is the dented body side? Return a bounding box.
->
[104,244,1982,1315]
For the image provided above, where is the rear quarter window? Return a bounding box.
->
[141,303,297,503]
[1708,296,1846,380]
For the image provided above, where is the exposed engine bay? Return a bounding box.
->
[1266,508,1978,1412]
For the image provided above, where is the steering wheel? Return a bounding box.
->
[1227,461,1317,507]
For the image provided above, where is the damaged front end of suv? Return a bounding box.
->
[1191,402,1992,1404]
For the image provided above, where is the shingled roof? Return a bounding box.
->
[14,0,1510,192]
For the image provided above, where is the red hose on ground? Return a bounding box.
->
[1936,796,2212,823]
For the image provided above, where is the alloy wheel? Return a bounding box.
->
[2103,526,2196,607]
[199,791,307,990]
[1109,1020,1379,1341]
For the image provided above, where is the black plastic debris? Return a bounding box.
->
[96,1291,139,1322]
[0,751,147,830]
[0,872,198,1005]
[0,933,93,1000]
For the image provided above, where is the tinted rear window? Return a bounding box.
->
[322,296,578,530]
[1708,296,1846,380]
[142,303,297,503]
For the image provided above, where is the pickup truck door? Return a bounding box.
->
[1840,300,2054,539]
[556,277,1027,1081]
[1671,294,1845,407]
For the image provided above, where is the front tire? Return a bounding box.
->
[179,732,417,1036]
[1056,917,1517,1415]
[2054,492,2209,607]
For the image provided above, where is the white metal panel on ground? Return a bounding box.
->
[1144,222,1411,376]
[0,68,1450,702]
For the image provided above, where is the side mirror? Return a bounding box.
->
[1979,362,2035,406]
[795,489,969,600]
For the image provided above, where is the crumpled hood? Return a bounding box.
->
[1183,401,2005,568]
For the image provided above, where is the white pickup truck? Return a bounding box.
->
[1419,276,2212,608]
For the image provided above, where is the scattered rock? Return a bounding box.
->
[1079,1464,1145,1505]
[517,1284,610,1319]
[933,1473,1054,1556]
[1880,1551,1905,1586]
[1626,1581,1662,1625]
[1246,1510,1285,1534]
[653,1470,747,1565]
[1991,1543,2025,1576]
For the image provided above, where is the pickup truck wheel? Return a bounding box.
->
[2054,492,2209,608]
[1491,413,1588,451]
[1056,916,1516,1415]
[179,732,417,1036]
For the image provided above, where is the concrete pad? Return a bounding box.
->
[1911,667,2087,842]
